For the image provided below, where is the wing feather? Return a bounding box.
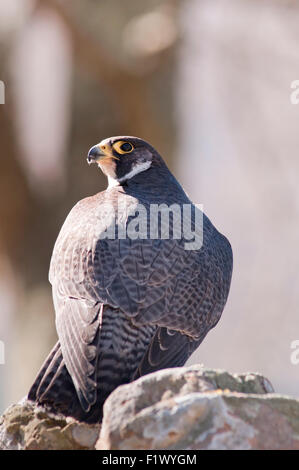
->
[49,192,233,408]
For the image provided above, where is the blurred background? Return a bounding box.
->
[0,0,299,413]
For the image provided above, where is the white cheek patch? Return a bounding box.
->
[98,160,117,178]
[118,160,152,184]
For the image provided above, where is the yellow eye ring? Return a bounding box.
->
[113,141,134,154]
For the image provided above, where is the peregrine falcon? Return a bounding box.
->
[28,136,233,423]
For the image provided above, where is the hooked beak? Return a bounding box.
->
[87,145,106,165]
[87,144,119,165]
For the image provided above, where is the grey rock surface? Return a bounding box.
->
[2,365,299,450]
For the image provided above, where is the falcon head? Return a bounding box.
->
[87,136,162,187]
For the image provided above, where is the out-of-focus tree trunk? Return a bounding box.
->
[0,0,181,409]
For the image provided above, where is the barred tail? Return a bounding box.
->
[28,341,101,423]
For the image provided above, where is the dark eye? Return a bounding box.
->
[120,142,133,152]
[113,140,134,154]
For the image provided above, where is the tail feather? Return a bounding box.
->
[28,341,61,401]
[27,307,158,423]
[28,341,95,422]
[28,340,123,423]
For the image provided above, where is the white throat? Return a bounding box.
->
[107,160,152,189]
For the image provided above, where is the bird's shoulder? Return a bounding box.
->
[48,188,138,284]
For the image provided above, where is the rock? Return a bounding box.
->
[1,365,299,450]
[0,401,100,450]
[97,365,299,450]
